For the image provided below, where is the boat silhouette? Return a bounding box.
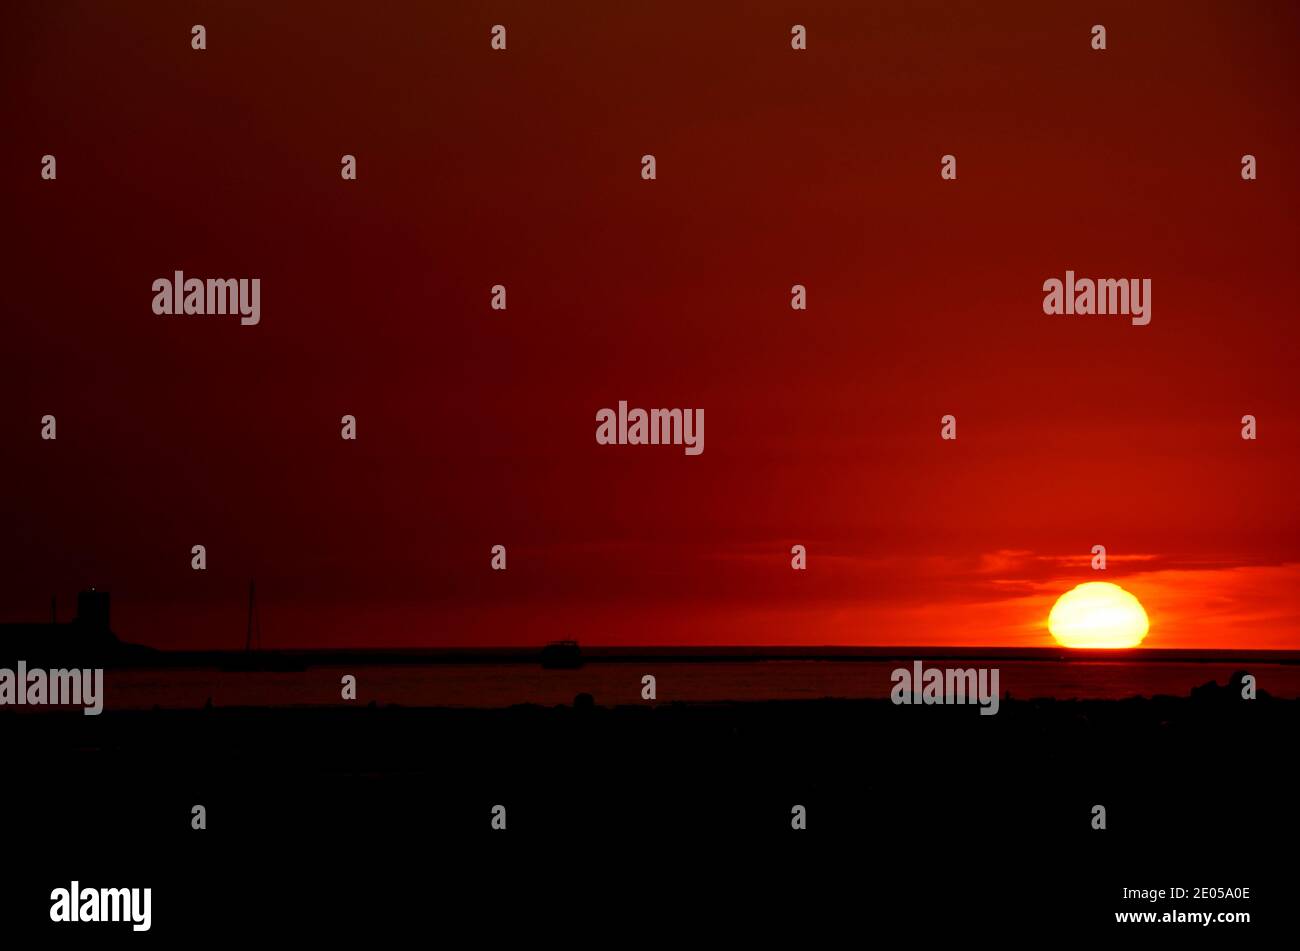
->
[540,640,583,669]
[220,581,306,672]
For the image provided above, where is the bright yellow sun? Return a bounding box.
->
[1048,581,1149,648]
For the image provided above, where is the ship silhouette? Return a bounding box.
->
[540,640,583,669]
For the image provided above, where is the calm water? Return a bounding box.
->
[67,660,1300,710]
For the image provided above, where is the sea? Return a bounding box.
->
[73,655,1300,710]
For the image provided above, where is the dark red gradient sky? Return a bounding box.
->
[4,1,1298,649]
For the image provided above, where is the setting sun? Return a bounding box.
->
[1048,582,1150,648]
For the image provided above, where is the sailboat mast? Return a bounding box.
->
[246,580,255,652]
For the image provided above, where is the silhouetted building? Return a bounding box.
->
[0,589,138,665]
[76,589,111,631]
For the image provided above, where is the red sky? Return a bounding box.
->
[4,1,1298,649]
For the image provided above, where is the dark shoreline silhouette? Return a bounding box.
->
[4,674,1294,936]
[5,686,1292,842]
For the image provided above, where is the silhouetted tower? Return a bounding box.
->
[76,589,110,630]
[245,581,262,652]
